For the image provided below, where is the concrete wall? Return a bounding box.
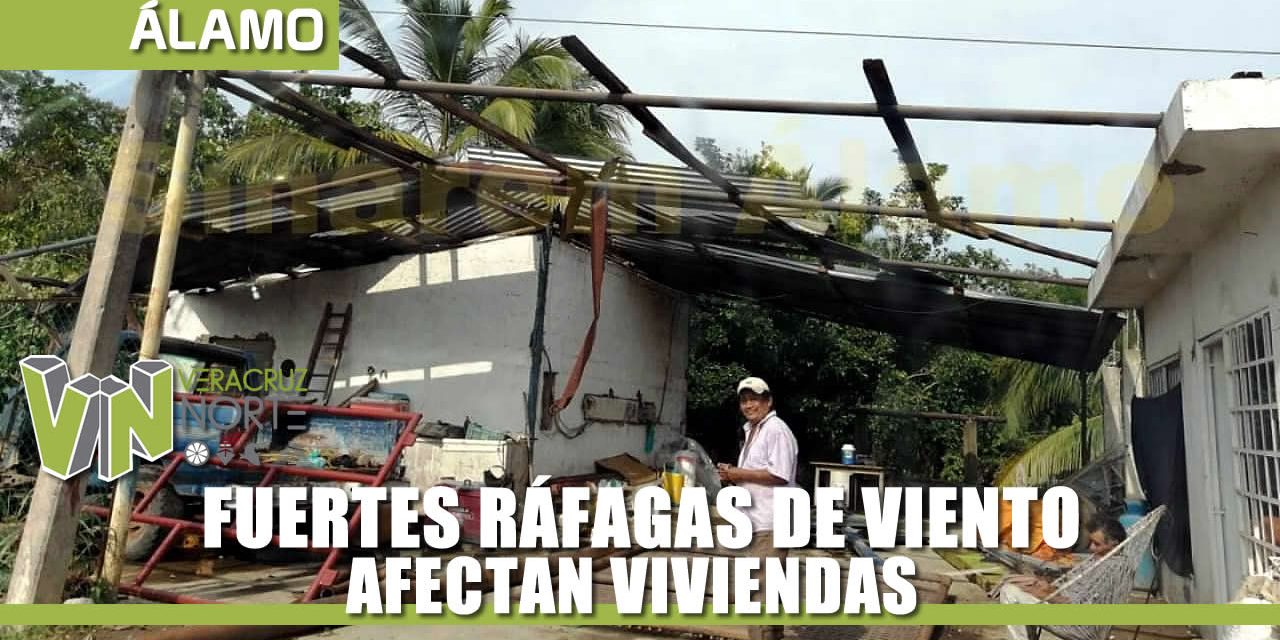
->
[536,240,690,478]
[1139,165,1280,607]
[163,235,688,479]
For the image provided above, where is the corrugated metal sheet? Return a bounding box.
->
[609,235,1120,370]
[137,151,1120,370]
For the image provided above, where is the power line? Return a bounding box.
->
[360,9,1280,57]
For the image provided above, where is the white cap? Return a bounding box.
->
[737,376,771,395]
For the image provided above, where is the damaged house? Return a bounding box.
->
[1091,77,1280,620]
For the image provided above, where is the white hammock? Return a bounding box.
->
[1004,505,1167,640]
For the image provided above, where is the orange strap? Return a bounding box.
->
[550,188,608,413]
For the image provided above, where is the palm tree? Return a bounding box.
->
[994,359,1100,435]
[991,359,1105,489]
[806,175,852,202]
[222,0,630,182]
[995,416,1104,487]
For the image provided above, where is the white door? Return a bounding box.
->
[1205,340,1247,598]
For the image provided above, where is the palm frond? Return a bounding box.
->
[996,359,1093,434]
[235,2,629,165]
[379,129,436,157]
[995,417,1104,488]
[341,0,440,147]
[220,128,426,182]
[451,97,536,151]
[401,0,480,84]
[340,0,403,77]
[808,175,851,202]
[460,0,513,61]
[220,132,362,183]
[529,97,632,160]
[491,35,575,88]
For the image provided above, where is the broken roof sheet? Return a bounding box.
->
[611,236,1121,370]
[133,152,1121,371]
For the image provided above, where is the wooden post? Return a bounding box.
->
[100,72,205,592]
[963,418,979,484]
[5,71,175,604]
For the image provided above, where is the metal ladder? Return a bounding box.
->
[302,302,352,405]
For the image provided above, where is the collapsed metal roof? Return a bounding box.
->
[610,236,1121,371]
[108,36,1140,372]
[131,147,1121,371]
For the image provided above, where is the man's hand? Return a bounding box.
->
[718,464,788,486]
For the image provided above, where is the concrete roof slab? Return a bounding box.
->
[1090,78,1280,309]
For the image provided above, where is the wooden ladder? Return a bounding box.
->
[302,302,352,405]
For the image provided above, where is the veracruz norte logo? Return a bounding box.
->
[20,356,174,481]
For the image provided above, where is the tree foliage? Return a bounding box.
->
[219,84,426,184]
[0,71,123,279]
[686,139,1096,483]
[0,73,244,393]
[221,0,632,182]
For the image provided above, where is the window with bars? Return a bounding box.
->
[1148,358,1182,396]
[1225,311,1280,575]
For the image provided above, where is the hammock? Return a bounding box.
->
[1003,506,1167,640]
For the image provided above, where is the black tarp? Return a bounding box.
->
[1131,384,1195,576]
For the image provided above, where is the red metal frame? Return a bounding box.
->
[85,393,422,603]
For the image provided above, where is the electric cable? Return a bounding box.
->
[361,9,1280,57]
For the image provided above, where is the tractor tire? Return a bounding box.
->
[123,470,184,562]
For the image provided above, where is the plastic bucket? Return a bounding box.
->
[1119,499,1158,591]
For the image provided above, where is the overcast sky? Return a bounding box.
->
[49,0,1280,277]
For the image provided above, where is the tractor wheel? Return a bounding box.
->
[123,469,184,562]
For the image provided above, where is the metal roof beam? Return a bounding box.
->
[561,35,850,272]
[218,74,545,240]
[212,77,423,173]
[236,76,438,169]
[339,42,580,181]
[426,164,1112,231]
[863,59,1099,268]
[852,407,1007,422]
[863,59,983,236]
[876,259,1089,287]
[217,70,1162,128]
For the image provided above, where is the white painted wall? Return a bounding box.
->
[536,240,690,478]
[163,235,688,479]
[1139,165,1280,608]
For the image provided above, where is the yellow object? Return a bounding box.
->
[998,498,1071,562]
[663,471,685,503]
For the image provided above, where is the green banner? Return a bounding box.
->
[0,0,339,70]
[1,604,1278,626]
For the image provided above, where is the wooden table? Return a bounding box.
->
[812,462,886,513]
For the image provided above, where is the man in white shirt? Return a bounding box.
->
[716,376,798,639]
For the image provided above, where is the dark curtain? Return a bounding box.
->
[1131,384,1195,576]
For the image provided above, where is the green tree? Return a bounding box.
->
[0,73,249,390]
[0,71,124,279]
[685,139,1098,483]
[0,72,246,272]
[687,299,899,466]
[857,163,1099,480]
[685,138,890,467]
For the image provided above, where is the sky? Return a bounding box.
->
[48,0,1280,278]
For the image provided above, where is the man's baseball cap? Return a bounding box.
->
[737,376,771,395]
